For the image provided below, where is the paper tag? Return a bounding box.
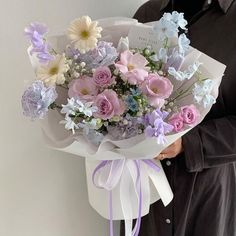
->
[128,24,177,52]
[128,25,162,52]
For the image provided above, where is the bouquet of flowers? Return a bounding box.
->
[22,13,226,236]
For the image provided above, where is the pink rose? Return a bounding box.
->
[181,105,199,125]
[68,76,98,101]
[94,90,125,120]
[115,50,149,85]
[140,73,173,108]
[169,113,184,132]
[93,66,115,87]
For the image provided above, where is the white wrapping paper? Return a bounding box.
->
[28,17,226,221]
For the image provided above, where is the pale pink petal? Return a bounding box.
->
[130,53,149,68]
[148,97,165,108]
[115,63,128,74]
[120,50,133,65]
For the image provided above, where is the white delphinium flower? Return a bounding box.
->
[154,11,187,41]
[61,97,97,117]
[60,114,79,134]
[154,18,178,40]
[178,34,190,55]
[170,11,188,30]
[61,97,77,116]
[193,79,216,108]
[168,67,187,81]
[163,12,187,30]
[158,48,168,63]
[150,48,168,63]
[202,94,216,108]
[168,61,202,81]
[78,101,98,117]
[60,97,98,134]
[117,37,129,53]
[37,54,69,86]
[67,16,102,53]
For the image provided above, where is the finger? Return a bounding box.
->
[155,153,168,160]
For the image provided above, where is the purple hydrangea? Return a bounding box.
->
[65,46,80,59]
[21,80,57,120]
[107,117,141,140]
[24,22,54,63]
[143,109,174,144]
[76,41,118,69]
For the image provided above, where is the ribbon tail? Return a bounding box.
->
[120,165,133,236]
[109,191,114,236]
[132,160,142,236]
[146,159,173,206]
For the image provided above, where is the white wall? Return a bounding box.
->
[0,0,147,236]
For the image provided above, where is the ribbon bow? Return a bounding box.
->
[92,159,160,236]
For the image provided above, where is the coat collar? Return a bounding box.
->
[160,0,235,13]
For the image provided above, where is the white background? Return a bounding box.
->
[0,0,147,235]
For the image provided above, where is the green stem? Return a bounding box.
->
[51,47,58,55]
[168,70,209,105]
[58,84,69,89]
[49,103,62,110]
[167,81,196,105]
[163,37,169,49]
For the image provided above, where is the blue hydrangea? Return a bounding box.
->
[21,80,57,120]
[126,95,139,112]
[130,88,142,96]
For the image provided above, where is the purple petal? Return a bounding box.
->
[145,126,155,137]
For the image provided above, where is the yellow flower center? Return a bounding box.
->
[127,64,135,71]
[49,66,59,75]
[80,30,90,40]
[151,87,158,94]
[81,88,89,95]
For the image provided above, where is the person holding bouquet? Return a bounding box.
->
[120,0,236,235]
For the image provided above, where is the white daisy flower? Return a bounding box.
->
[67,16,102,53]
[37,54,69,86]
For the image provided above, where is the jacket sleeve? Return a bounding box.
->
[182,116,236,172]
[133,0,162,23]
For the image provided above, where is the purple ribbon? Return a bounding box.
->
[92,159,160,236]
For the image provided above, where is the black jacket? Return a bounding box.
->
[121,0,236,235]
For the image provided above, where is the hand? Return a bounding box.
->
[155,138,184,160]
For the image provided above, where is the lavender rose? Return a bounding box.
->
[168,113,184,132]
[21,80,57,119]
[181,105,199,125]
[93,66,114,87]
[94,90,125,120]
